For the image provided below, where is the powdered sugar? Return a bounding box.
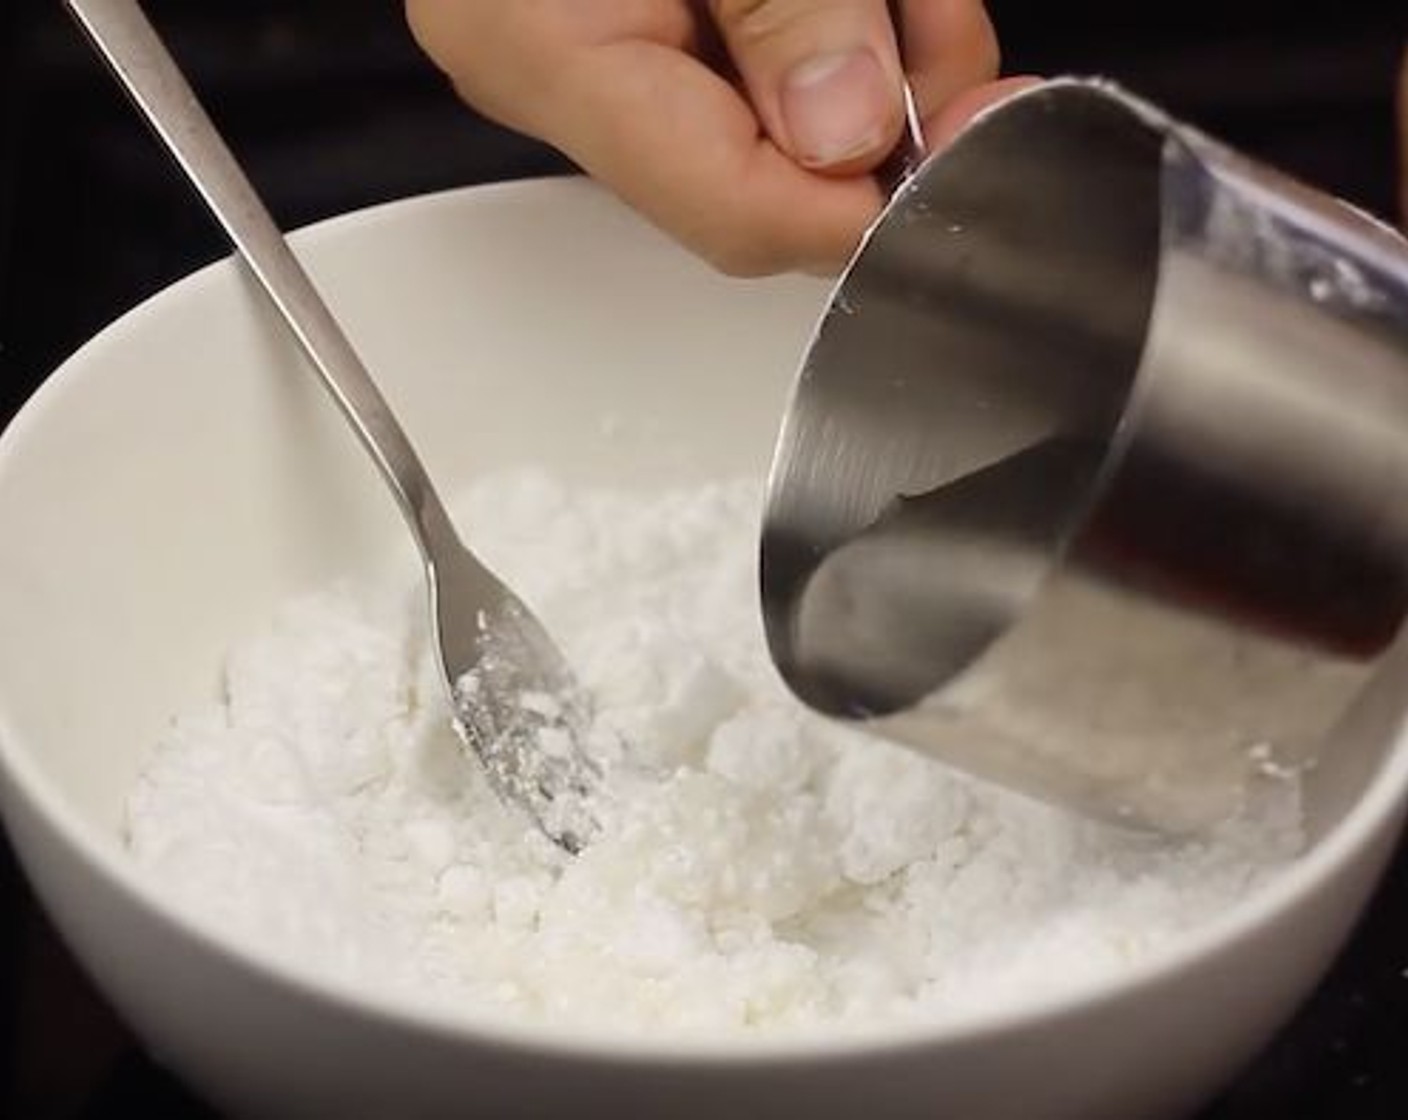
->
[126,470,1304,1037]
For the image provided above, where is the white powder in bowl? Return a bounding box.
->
[126,470,1303,1037]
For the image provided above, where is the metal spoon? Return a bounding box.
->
[65,0,600,852]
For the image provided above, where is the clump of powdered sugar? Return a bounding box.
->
[126,470,1305,1037]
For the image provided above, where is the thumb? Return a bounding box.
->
[709,0,905,176]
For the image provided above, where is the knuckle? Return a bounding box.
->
[708,0,807,44]
[695,216,789,277]
[914,3,1001,109]
[708,0,772,24]
[403,0,447,60]
[953,6,1001,80]
[707,242,785,278]
[404,1,567,130]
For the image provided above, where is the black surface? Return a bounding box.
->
[2,2,1406,1117]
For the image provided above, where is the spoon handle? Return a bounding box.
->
[64,0,462,559]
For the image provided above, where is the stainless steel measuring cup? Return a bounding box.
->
[762,77,1408,832]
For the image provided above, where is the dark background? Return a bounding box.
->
[2,1,1406,1116]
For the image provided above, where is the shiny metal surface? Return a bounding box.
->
[763,78,1408,831]
[66,0,598,851]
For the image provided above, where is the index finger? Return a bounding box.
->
[891,0,1000,120]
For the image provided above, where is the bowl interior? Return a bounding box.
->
[0,178,825,839]
[0,177,1405,1070]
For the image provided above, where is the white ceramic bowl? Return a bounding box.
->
[1,179,1406,1120]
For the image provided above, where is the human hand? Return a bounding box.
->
[406,1,1026,276]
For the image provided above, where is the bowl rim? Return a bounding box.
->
[1,176,1406,1065]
